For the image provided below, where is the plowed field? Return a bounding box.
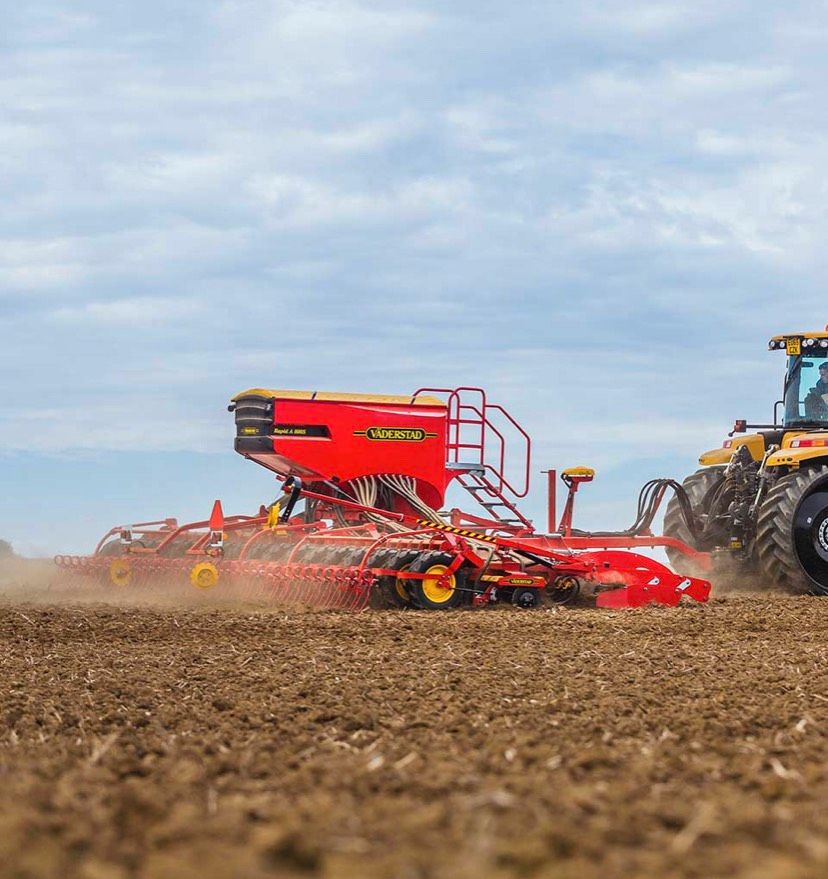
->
[0,577,826,879]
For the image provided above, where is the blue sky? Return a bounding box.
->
[2,1,827,555]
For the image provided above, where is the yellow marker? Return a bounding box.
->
[267,502,281,530]
[562,466,595,480]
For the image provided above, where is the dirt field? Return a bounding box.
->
[0,574,826,879]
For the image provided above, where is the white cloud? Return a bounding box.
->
[247,173,473,227]
[48,296,206,326]
[103,152,241,193]
[577,1,741,37]
[318,114,422,152]
[0,237,88,291]
[0,402,226,453]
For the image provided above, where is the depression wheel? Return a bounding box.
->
[189,561,220,591]
[756,465,828,595]
[408,553,464,610]
[109,559,132,587]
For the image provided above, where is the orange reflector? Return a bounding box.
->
[208,499,225,531]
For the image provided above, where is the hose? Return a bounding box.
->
[571,478,701,540]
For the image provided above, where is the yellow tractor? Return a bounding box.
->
[664,329,828,595]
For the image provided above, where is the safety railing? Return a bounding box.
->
[412,386,531,498]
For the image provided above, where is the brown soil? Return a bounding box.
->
[0,582,826,879]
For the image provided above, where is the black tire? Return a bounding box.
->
[511,587,539,609]
[663,467,726,574]
[408,552,465,610]
[158,535,199,558]
[246,536,292,562]
[755,465,828,595]
[366,548,394,569]
[375,551,416,609]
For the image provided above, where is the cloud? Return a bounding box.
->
[48,296,206,326]
[576,1,742,38]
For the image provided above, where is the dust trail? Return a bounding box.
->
[0,556,334,613]
[704,558,782,597]
[0,556,58,601]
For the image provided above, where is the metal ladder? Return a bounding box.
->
[453,468,534,531]
[413,386,533,532]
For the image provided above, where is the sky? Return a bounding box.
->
[2,1,828,555]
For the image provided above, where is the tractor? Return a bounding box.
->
[663,328,828,595]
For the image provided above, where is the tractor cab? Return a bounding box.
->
[704,331,828,464]
[769,332,828,429]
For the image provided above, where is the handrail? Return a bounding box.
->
[412,386,531,498]
[486,403,531,496]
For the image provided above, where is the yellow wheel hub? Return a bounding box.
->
[420,564,456,604]
[109,559,132,587]
[190,561,220,590]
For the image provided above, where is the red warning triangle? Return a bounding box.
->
[208,499,225,532]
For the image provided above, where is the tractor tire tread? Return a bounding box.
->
[663,467,726,574]
[755,465,828,595]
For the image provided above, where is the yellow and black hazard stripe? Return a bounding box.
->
[415,519,498,544]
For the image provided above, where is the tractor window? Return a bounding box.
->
[784,356,828,426]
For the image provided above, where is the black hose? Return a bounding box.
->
[570,478,701,540]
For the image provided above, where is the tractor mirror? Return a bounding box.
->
[732,419,747,433]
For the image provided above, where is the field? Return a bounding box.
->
[0,569,826,879]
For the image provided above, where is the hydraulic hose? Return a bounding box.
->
[570,478,701,540]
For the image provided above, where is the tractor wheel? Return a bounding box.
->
[408,553,465,610]
[97,539,147,588]
[755,465,828,595]
[663,467,726,574]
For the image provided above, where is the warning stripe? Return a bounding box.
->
[416,519,498,544]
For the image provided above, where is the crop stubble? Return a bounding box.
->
[0,587,826,879]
